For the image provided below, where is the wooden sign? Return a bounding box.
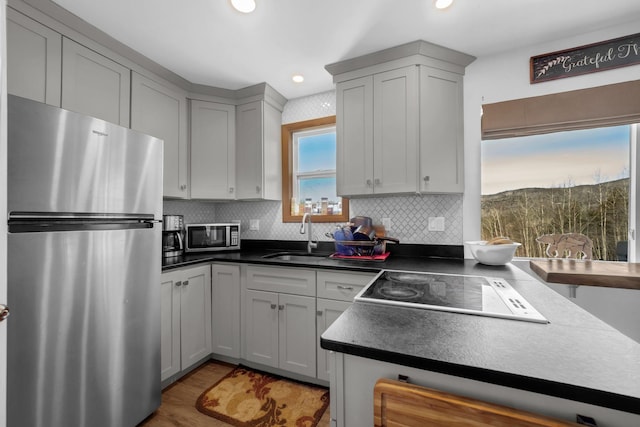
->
[530,33,640,83]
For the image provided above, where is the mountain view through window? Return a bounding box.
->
[481,125,630,261]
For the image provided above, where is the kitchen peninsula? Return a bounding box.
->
[319,260,640,427]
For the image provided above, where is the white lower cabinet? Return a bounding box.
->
[160,264,212,383]
[245,290,317,377]
[316,298,350,381]
[211,263,241,358]
[243,265,317,377]
[316,270,377,381]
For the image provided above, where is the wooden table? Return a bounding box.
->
[529,259,640,290]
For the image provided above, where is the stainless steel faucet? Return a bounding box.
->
[300,213,318,254]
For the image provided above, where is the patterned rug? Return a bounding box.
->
[196,365,329,427]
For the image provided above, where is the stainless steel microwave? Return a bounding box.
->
[185,223,240,252]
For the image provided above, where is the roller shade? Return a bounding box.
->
[482,79,640,140]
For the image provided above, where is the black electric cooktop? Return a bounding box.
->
[355,270,548,323]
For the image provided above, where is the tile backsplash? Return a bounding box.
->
[214,194,462,245]
[163,199,217,224]
[163,90,464,246]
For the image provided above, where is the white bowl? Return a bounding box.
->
[465,241,521,265]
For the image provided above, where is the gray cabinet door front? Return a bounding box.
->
[61,37,130,126]
[7,9,62,106]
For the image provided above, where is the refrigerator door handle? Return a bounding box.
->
[9,219,161,233]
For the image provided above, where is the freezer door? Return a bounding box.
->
[8,95,163,218]
[7,226,161,427]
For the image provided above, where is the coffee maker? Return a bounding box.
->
[162,215,184,258]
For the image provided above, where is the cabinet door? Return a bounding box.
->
[7,9,61,106]
[316,298,350,381]
[279,294,317,377]
[211,264,241,358]
[262,101,282,201]
[236,101,263,199]
[373,66,418,194]
[179,265,212,371]
[131,72,188,198]
[190,100,236,199]
[244,289,279,368]
[336,76,374,196]
[160,270,181,382]
[419,67,464,193]
[61,37,130,126]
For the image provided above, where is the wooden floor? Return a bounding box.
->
[139,361,331,426]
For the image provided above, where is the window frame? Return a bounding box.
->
[281,116,349,223]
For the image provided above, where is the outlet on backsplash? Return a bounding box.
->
[250,219,260,231]
[428,217,445,232]
[382,217,392,231]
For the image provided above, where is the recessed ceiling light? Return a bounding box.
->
[434,0,453,10]
[230,0,256,13]
[292,74,305,83]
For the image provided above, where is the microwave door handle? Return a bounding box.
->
[226,226,230,247]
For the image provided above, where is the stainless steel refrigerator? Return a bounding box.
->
[7,95,163,427]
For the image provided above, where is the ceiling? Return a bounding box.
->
[49,0,640,100]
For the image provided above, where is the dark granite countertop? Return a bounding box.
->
[321,260,640,416]
[161,240,640,415]
[161,239,464,273]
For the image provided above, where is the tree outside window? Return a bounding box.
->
[481,125,630,261]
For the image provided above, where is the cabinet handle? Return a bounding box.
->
[423,176,430,182]
[256,186,261,193]
[183,280,189,286]
[229,187,234,193]
[278,304,284,311]
[317,310,323,316]
[366,179,373,187]
[374,178,381,186]
[175,281,182,287]
[337,285,354,291]
[270,304,277,309]
[180,184,187,191]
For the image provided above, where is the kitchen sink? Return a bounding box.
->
[261,251,331,261]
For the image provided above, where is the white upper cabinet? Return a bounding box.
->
[190,100,236,200]
[373,66,419,194]
[336,76,374,196]
[328,40,475,196]
[61,37,130,127]
[6,9,61,106]
[235,100,282,200]
[131,72,188,198]
[419,67,465,193]
[336,66,418,196]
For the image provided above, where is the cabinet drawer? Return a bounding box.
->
[246,265,316,296]
[317,270,376,301]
